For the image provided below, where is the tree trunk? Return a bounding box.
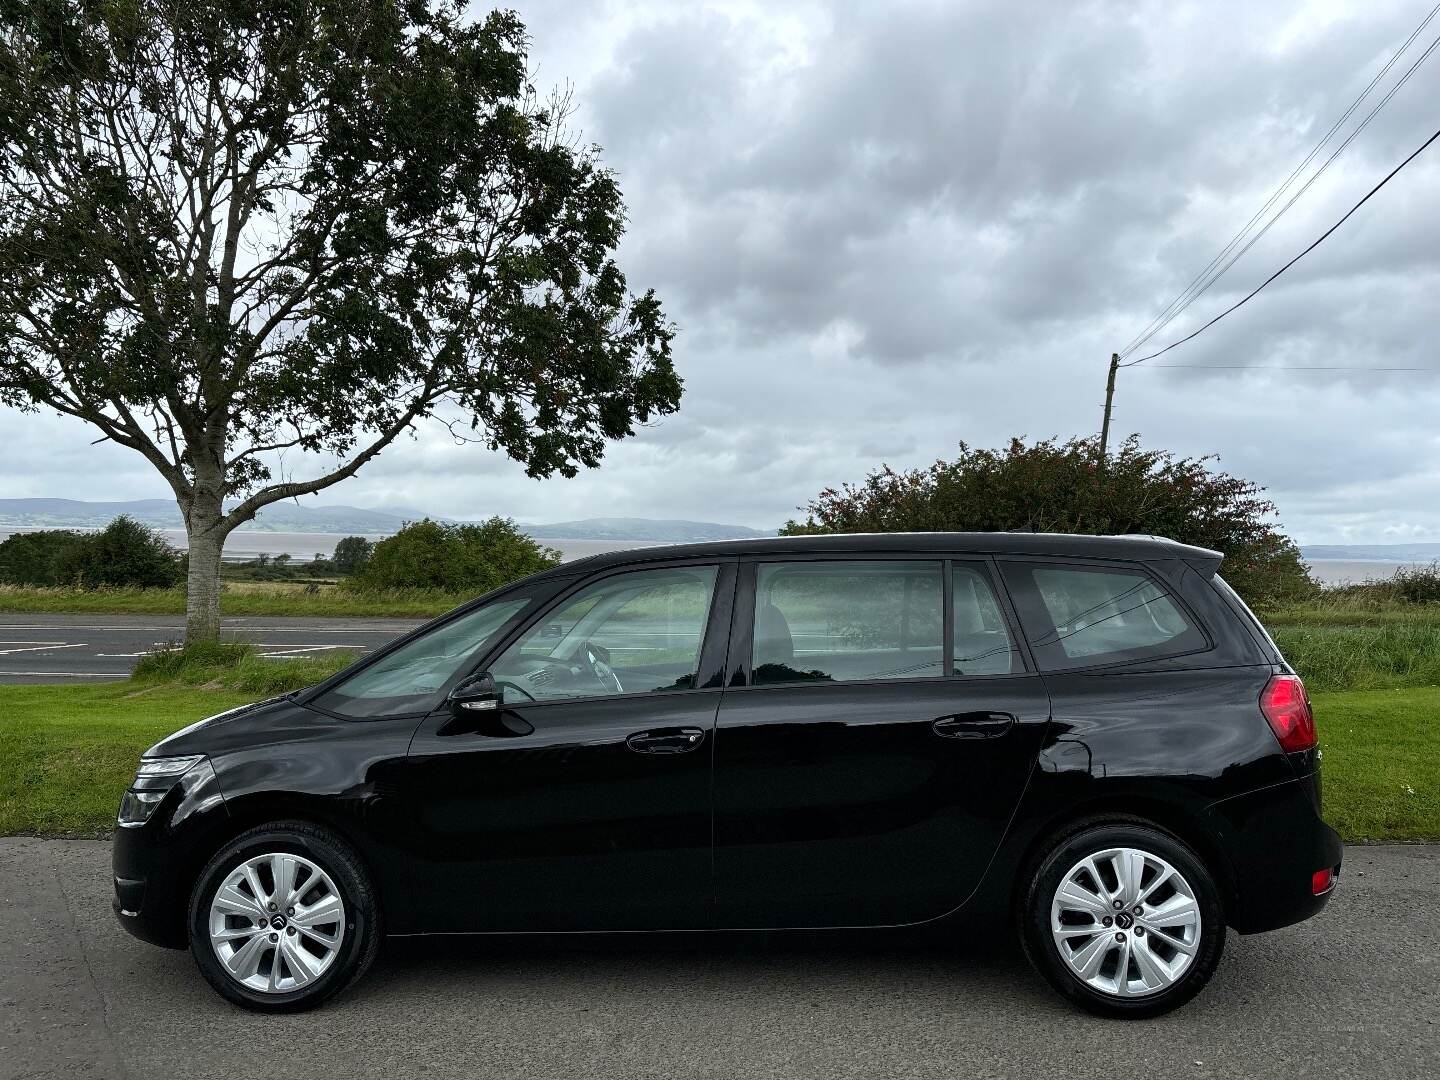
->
[184,510,229,644]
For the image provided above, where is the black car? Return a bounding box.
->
[113,532,1340,1017]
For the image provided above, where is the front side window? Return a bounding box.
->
[313,587,547,718]
[752,560,943,685]
[1003,561,1207,671]
[489,565,719,702]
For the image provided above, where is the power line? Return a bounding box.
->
[1124,27,1440,360]
[1122,122,1440,368]
[1140,365,1440,372]
[1117,3,1440,362]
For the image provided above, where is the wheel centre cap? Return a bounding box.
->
[1114,911,1133,930]
[270,914,287,930]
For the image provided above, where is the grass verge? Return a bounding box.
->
[2,680,1436,841]
[130,639,357,695]
[0,583,466,618]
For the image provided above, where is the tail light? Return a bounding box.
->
[1260,673,1317,753]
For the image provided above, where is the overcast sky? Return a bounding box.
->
[2,0,1437,543]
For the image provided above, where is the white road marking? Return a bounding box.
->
[0,671,128,678]
[257,645,368,658]
[0,642,87,656]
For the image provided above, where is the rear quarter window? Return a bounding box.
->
[1000,560,1210,671]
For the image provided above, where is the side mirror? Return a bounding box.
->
[448,672,501,717]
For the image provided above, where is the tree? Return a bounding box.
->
[350,517,560,593]
[783,436,1317,605]
[331,535,374,575]
[0,2,680,641]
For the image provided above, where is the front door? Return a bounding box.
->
[404,560,734,932]
[712,556,1050,928]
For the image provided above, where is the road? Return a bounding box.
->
[0,839,1435,1080]
[0,614,421,683]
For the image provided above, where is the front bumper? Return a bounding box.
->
[1204,775,1343,934]
[111,770,231,950]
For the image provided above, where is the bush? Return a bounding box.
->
[782,435,1317,607]
[0,515,181,588]
[332,536,374,575]
[72,516,183,587]
[0,529,93,586]
[349,517,561,594]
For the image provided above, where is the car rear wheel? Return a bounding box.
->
[1020,821,1225,1018]
[188,822,380,1012]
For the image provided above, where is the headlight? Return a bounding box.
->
[117,755,210,828]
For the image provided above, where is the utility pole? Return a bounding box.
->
[1098,352,1119,469]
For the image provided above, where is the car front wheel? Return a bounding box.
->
[188,822,380,1012]
[1020,821,1225,1018]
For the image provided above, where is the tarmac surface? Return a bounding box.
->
[0,613,420,683]
[1,838,1436,1080]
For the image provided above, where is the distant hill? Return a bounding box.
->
[0,498,771,543]
[1301,543,1440,563]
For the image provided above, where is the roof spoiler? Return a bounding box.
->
[1112,534,1223,578]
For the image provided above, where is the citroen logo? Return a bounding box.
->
[270,914,287,930]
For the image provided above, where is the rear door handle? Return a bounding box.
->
[932,712,1015,739]
[626,727,706,754]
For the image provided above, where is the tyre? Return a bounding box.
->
[1019,820,1225,1018]
[188,822,380,1012]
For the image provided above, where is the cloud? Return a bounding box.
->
[1,0,1437,543]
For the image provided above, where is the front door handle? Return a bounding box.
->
[626,727,706,754]
[932,712,1015,739]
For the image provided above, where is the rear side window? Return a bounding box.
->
[952,563,1021,675]
[752,560,943,684]
[1001,561,1208,671]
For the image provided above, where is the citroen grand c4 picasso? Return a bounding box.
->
[113,532,1340,1017]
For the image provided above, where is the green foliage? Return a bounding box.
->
[0,528,92,586]
[350,516,560,594]
[0,1,680,639]
[70,515,182,587]
[131,639,357,694]
[332,536,374,575]
[0,515,179,587]
[782,435,1317,606]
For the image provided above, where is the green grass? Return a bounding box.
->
[2,678,1436,841]
[0,582,466,618]
[0,683,254,835]
[1273,620,1440,693]
[1313,686,1440,843]
[130,640,358,695]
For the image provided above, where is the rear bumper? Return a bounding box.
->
[1204,775,1343,934]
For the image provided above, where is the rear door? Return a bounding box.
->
[711,555,1051,928]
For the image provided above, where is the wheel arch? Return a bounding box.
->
[1006,796,1239,924]
[171,795,386,944]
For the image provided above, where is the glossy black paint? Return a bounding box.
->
[113,532,1341,953]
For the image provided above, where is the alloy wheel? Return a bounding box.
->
[1050,846,1201,998]
[207,852,346,994]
